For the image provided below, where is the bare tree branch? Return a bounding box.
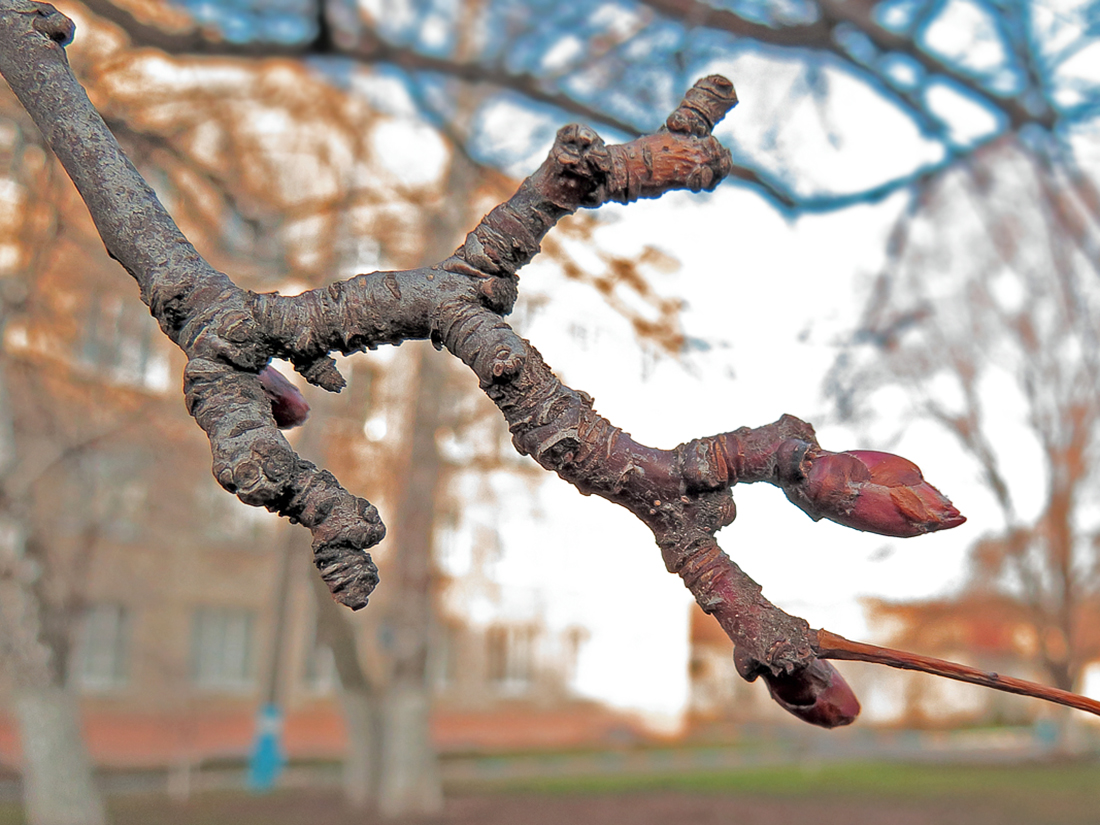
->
[75,0,812,207]
[79,0,646,135]
[816,629,1100,717]
[17,0,1100,731]
[638,0,1057,131]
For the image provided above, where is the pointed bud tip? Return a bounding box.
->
[804,449,965,538]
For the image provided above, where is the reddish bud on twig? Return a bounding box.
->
[735,648,860,729]
[259,365,310,429]
[797,449,965,538]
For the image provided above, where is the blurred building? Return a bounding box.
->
[0,82,649,777]
[0,465,637,769]
[861,596,1051,728]
[0,310,639,773]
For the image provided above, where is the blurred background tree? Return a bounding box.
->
[837,137,1100,711]
[1,0,1099,823]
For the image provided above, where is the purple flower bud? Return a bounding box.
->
[736,648,860,728]
[259,365,310,429]
[802,449,965,538]
[760,659,861,728]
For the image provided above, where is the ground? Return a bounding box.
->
[3,762,1098,825]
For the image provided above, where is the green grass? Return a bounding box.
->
[470,760,1100,798]
[469,761,1100,825]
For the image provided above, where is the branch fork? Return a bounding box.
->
[1,1,1094,727]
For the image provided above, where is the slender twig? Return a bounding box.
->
[816,629,1100,718]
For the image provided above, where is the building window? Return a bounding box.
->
[195,478,276,544]
[190,607,255,691]
[301,608,337,695]
[486,625,536,694]
[81,453,147,543]
[75,603,130,691]
[79,293,170,391]
[303,644,337,694]
[429,622,459,693]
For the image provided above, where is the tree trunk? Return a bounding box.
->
[336,683,383,809]
[2,571,109,825]
[0,397,109,825]
[14,685,106,825]
[377,680,442,818]
[375,345,447,817]
[368,147,480,818]
[309,567,383,809]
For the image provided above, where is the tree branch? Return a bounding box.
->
[638,0,1057,132]
[816,629,1100,717]
[75,0,806,207]
[0,0,383,606]
[25,2,1099,730]
[78,0,647,136]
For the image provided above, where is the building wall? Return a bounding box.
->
[0,536,614,769]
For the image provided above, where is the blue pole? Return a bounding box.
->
[247,702,285,792]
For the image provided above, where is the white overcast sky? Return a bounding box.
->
[501,186,980,729]
[365,30,1100,728]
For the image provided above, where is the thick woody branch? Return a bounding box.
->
[442,313,818,675]
[15,2,1083,731]
[0,6,740,612]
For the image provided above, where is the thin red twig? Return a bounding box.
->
[815,628,1100,718]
